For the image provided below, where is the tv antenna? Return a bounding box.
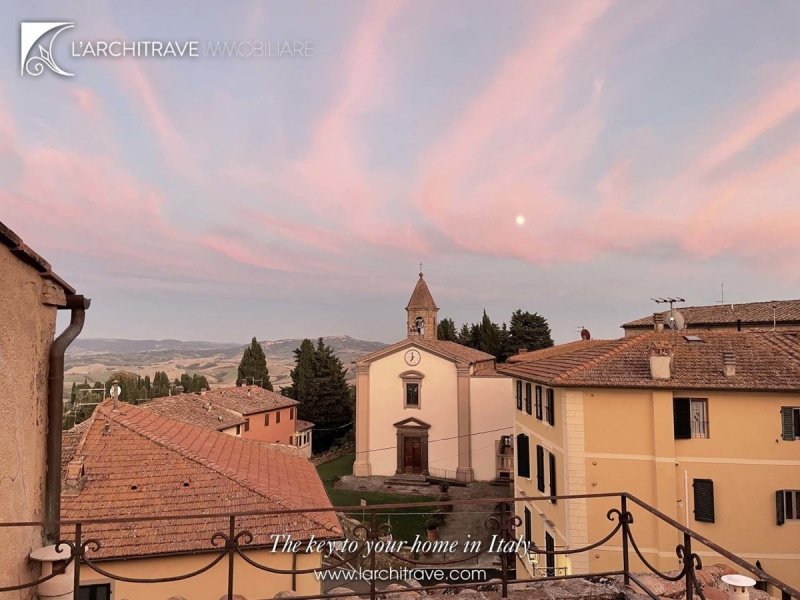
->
[651,297,686,331]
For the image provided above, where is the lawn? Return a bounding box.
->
[317,453,437,542]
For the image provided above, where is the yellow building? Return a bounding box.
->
[60,400,341,600]
[499,331,800,593]
[353,272,513,483]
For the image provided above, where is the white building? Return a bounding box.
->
[353,272,513,483]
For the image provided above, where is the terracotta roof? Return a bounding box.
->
[498,331,800,391]
[622,299,800,329]
[506,340,608,363]
[62,419,92,477]
[356,337,495,365]
[142,394,245,431]
[0,220,75,294]
[406,273,438,310]
[296,420,315,431]
[61,401,341,560]
[198,386,298,415]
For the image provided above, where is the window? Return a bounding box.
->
[264,412,270,426]
[545,389,555,426]
[535,386,543,420]
[781,407,800,440]
[525,383,532,415]
[290,407,295,419]
[405,382,420,407]
[276,410,281,424]
[776,490,800,525]
[674,398,709,439]
[79,584,111,600]
[516,381,523,411]
[693,479,715,523]
[536,445,545,493]
[524,506,532,543]
[235,424,241,435]
[244,418,250,432]
[516,434,530,478]
[548,451,557,504]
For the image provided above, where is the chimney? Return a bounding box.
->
[721,574,757,600]
[64,458,86,493]
[723,351,736,377]
[649,345,673,379]
[653,312,665,332]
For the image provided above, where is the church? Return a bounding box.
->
[353,272,513,483]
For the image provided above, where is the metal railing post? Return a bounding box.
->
[684,532,693,600]
[369,510,377,600]
[227,515,236,600]
[72,523,81,600]
[500,501,509,600]
[621,495,630,585]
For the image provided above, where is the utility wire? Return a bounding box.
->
[354,426,513,456]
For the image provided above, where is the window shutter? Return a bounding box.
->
[536,445,545,492]
[693,479,715,523]
[535,386,543,420]
[516,381,523,411]
[525,383,532,415]
[524,507,532,542]
[674,398,692,439]
[776,490,786,526]
[546,389,555,426]
[516,434,530,478]
[549,452,557,504]
[781,407,795,441]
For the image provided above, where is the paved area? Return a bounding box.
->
[335,476,512,567]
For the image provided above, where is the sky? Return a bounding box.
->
[2,1,800,344]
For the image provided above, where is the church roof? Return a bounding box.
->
[406,272,438,310]
[355,337,494,366]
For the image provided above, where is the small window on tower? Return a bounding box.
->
[415,316,424,335]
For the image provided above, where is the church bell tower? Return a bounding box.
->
[406,270,439,340]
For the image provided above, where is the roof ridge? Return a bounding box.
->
[103,405,338,534]
[552,334,652,384]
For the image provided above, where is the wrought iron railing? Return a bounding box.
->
[1,493,797,600]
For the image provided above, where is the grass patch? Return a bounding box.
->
[317,453,437,542]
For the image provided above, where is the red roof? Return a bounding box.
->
[406,273,438,310]
[499,331,800,391]
[61,401,340,560]
[622,299,800,329]
[198,386,298,415]
[356,337,495,365]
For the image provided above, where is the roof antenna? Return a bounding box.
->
[651,297,686,331]
[715,283,724,305]
[109,379,121,412]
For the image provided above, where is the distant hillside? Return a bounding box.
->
[64,335,386,394]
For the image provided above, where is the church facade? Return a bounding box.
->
[353,273,512,483]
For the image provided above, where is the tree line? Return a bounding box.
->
[65,370,210,428]
[436,309,553,362]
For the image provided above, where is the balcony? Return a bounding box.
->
[1,493,797,600]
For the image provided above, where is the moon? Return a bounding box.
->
[515,215,525,226]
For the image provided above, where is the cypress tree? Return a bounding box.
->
[236,337,273,390]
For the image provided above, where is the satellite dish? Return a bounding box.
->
[664,309,685,331]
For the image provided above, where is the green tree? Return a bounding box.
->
[508,309,554,354]
[285,338,352,452]
[477,310,502,357]
[236,337,274,390]
[437,317,458,341]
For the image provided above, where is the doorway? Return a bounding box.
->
[403,436,422,473]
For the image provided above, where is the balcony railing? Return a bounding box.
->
[1,493,797,600]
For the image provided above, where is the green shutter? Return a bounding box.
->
[549,451,557,504]
[693,479,715,523]
[781,407,795,441]
[536,445,545,492]
[516,434,530,478]
[674,398,692,439]
[776,490,786,526]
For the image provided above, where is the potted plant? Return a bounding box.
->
[425,517,440,541]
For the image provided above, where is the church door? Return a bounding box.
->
[403,436,423,473]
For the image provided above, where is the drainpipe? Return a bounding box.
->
[45,294,91,541]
